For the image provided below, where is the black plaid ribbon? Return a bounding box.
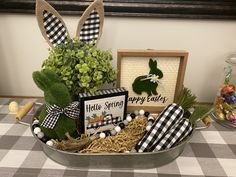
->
[41,101,80,129]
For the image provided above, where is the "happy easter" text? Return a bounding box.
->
[128,94,168,105]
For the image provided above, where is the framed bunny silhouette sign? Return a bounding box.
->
[117,49,188,113]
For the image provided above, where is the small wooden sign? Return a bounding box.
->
[78,88,128,134]
[117,49,188,113]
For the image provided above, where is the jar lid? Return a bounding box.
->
[226,57,236,65]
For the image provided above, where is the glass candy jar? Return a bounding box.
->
[214,55,236,126]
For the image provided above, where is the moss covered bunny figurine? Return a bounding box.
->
[33,69,79,140]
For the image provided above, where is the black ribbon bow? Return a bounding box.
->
[41,101,80,129]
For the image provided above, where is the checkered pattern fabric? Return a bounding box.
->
[79,88,127,98]
[136,103,184,152]
[43,10,68,47]
[0,98,236,177]
[87,116,122,129]
[152,119,193,151]
[80,10,100,44]
[42,101,79,129]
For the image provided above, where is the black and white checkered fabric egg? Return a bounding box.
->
[135,103,184,152]
[151,118,193,151]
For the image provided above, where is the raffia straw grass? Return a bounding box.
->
[80,116,148,153]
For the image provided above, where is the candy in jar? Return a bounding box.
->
[214,56,236,125]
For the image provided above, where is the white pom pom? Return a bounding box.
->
[33,127,41,135]
[115,126,121,133]
[46,140,53,146]
[123,120,129,125]
[37,131,44,139]
[146,125,152,131]
[33,119,40,125]
[134,110,139,116]
[148,116,155,121]
[147,121,153,126]
[99,132,106,139]
[139,109,145,116]
[126,115,132,122]
[130,149,137,153]
[111,129,117,136]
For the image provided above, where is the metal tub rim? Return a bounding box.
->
[32,123,194,169]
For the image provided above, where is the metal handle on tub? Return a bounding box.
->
[195,116,212,130]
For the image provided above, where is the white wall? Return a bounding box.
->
[1,13,236,102]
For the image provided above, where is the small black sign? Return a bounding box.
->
[78,88,128,134]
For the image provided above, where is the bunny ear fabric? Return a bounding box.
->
[76,0,104,46]
[36,0,70,48]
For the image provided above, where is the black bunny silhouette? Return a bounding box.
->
[132,58,163,96]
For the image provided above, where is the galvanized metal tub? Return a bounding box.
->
[32,105,194,169]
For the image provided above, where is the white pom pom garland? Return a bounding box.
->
[32,109,155,148]
[98,110,154,140]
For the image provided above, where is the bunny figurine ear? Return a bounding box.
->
[76,0,104,46]
[36,0,70,48]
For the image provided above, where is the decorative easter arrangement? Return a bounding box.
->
[32,0,212,158]
[214,58,236,126]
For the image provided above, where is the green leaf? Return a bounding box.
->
[177,87,197,111]
[188,106,213,124]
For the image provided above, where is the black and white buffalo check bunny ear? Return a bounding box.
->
[76,0,104,46]
[36,0,70,48]
[36,0,104,48]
